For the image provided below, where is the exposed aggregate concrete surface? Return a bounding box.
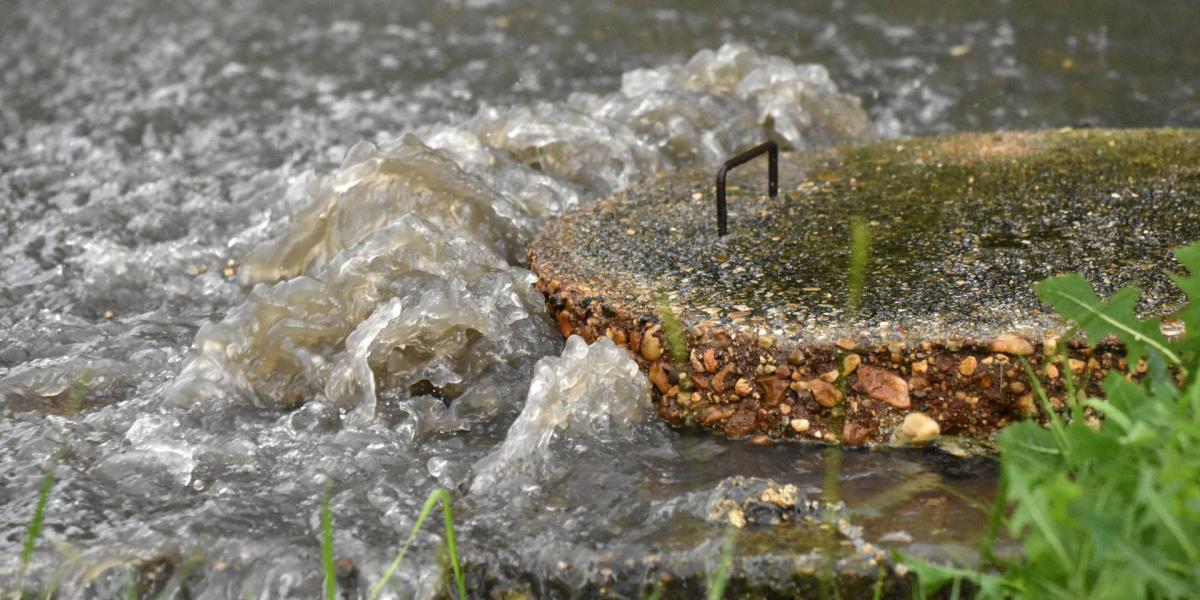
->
[531,128,1200,445]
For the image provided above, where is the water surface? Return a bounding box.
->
[2,1,1198,597]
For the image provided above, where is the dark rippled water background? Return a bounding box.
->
[2,1,1199,597]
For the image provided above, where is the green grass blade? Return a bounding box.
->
[322,491,337,600]
[979,473,1008,567]
[1083,399,1133,432]
[643,581,665,600]
[439,490,466,600]
[707,528,737,600]
[1137,470,1199,563]
[1021,489,1072,570]
[21,453,59,578]
[1110,537,1191,597]
[1036,277,1181,366]
[40,550,81,600]
[152,554,204,600]
[125,570,137,600]
[1019,358,1069,452]
[369,488,466,600]
[846,216,871,316]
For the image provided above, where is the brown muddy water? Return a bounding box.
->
[2,1,1199,597]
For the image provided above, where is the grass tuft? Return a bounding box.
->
[369,488,466,600]
[20,453,59,580]
[321,490,337,600]
[706,528,737,600]
[902,239,1200,598]
[642,582,665,600]
[152,554,204,600]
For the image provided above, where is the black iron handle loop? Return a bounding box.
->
[715,140,778,236]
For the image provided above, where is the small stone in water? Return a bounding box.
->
[728,507,746,528]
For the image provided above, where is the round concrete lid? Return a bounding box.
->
[530,129,1200,445]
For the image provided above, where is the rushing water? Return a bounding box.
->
[2,1,1199,597]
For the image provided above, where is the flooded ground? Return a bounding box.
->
[2,0,1199,597]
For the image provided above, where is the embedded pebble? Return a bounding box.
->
[1015,393,1038,416]
[992,334,1034,356]
[641,335,663,360]
[852,366,910,409]
[808,379,842,408]
[842,422,868,446]
[843,354,861,374]
[958,356,977,377]
[891,412,940,446]
[712,363,736,392]
[734,378,753,396]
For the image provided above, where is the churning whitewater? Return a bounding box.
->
[5,1,1199,595]
[2,43,874,596]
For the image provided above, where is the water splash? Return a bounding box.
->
[166,213,555,439]
[470,335,651,494]
[162,42,871,426]
[0,38,882,595]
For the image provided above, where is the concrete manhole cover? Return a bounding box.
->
[529,128,1200,445]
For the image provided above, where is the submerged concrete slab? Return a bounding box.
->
[529,129,1200,445]
[466,476,915,598]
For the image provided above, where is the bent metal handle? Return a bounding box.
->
[715,140,778,236]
